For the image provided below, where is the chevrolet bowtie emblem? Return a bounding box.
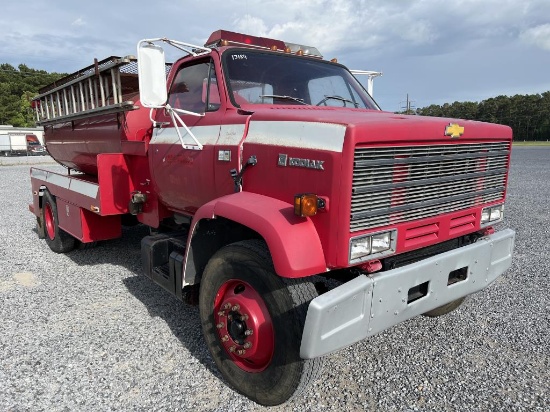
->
[445,123,465,138]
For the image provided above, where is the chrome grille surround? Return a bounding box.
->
[351,142,510,232]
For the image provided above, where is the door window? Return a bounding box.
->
[168,60,220,112]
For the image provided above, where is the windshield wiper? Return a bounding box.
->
[316,95,358,107]
[259,94,308,105]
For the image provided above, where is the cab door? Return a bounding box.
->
[149,58,223,213]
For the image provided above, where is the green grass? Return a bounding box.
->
[512,141,550,146]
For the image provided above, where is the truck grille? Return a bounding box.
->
[350,142,510,232]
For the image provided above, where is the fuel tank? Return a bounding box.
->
[44,95,152,175]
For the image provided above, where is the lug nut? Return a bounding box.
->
[229,346,236,353]
[223,303,231,310]
[240,314,249,321]
[217,311,225,317]
[221,335,229,342]
[216,322,224,329]
[244,329,253,336]
[237,349,246,356]
[232,305,240,311]
[243,342,252,349]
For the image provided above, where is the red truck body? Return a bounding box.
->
[29,30,515,406]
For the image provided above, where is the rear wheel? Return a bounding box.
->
[422,297,466,317]
[199,240,322,406]
[42,190,75,253]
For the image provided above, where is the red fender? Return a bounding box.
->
[188,192,327,278]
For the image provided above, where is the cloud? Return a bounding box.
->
[233,15,268,35]
[520,24,550,51]
[71,17,85,27]
[2,0,549,109]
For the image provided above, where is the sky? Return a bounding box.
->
[1,0,550,111]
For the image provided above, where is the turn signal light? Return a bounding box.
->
[294,194,325,217]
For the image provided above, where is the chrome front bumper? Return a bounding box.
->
[300,229,515,359]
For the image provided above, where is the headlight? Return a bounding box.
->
[481,204,504,226]
[490,207,502,221]
[350,237,371,261]
[349,230,396,263]
[371,232,391,254]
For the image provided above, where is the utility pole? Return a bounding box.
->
[399,94,415,114]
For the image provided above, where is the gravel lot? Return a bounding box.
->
[0,147,548,411]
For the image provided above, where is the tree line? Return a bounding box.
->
[0,63,66,127]
[1,62,549,140]
[414,92,550,141]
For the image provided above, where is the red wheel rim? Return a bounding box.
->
[44,202,55,240]
[214,279,274,372]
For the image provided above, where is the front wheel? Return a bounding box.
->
[42,190,75,253]
[422,297,466,317]
[199,240,323,406]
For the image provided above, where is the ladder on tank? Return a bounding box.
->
[32,56,140,126]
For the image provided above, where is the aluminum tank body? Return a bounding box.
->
[44,95,152,175]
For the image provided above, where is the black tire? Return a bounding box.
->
[199,239,323,406]
[42,190,76,253]
[121,214,140,227]
[76,240,98,250]
[422,297,466,317]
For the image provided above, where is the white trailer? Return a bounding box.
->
[0,134,29,156]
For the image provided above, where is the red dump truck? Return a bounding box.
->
[30,30,515,405]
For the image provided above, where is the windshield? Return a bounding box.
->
[223,49,380,110]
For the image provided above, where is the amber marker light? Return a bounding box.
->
[330,58,338,63]
[270,45,278,51]
[284,46,292,53]
[296,49,304,56]
[294,194,324,217]
[221,39,229,46]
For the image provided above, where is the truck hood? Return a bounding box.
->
[244,106,512,144]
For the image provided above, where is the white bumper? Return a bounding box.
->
[300,229,515,359]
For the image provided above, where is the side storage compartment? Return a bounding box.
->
[56,198,121,242]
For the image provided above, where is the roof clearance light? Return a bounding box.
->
[204,30,286,50]
[284,42,323,58]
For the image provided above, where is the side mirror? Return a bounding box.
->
[137,41,168,107]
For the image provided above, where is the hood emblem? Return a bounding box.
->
[278,154,324,170]
[445,123,465,138]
